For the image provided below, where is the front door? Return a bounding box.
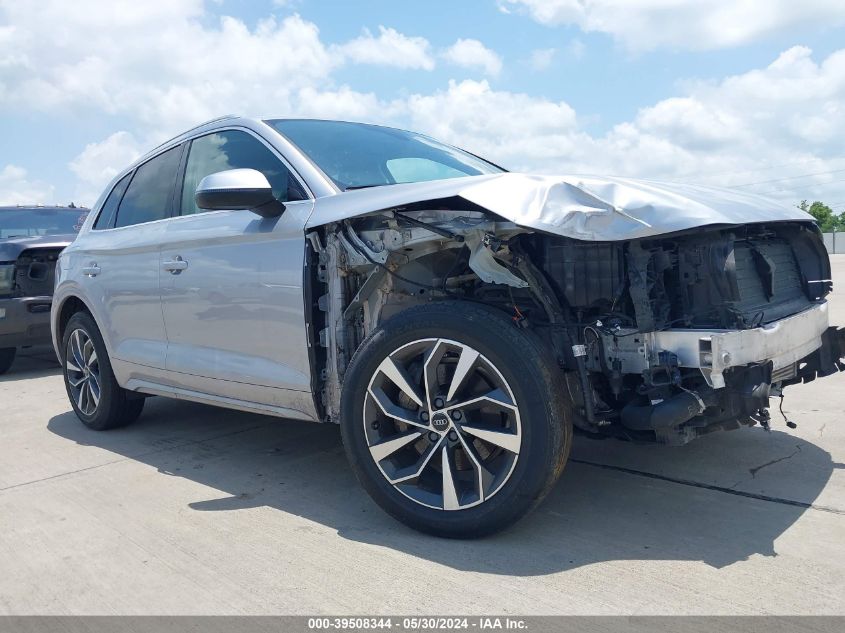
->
[159,129,315,411]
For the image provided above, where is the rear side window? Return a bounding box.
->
[114,146,182,228]
[93,172,132,230]
[180,130,306,216]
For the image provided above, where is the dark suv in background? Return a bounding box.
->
[0,205,88,374]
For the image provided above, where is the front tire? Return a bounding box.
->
[61,312,144,430]
[340,302,572,538]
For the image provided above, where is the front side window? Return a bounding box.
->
[267,119,504,190]
[114,145,182,228]
[180,130,306,215]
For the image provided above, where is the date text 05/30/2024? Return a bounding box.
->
[307,617,528,630]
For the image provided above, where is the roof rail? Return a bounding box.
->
[145,114,240,155]
[179,114,240,136]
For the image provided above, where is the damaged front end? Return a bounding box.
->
[305,197,526,423]
[547,222,842,445]
[306,196,843,446]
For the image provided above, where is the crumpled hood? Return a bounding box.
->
[0,235,75,262]
[307,173,813,241]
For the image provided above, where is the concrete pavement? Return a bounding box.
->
[1,257,843,615]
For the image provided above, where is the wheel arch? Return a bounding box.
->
[53,294,107,359]
[305,208,545,424]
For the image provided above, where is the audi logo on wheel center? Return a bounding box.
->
[431,412,450,431]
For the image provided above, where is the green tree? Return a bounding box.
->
[798,200,844,232]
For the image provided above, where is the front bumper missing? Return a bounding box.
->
[601,302,835,389]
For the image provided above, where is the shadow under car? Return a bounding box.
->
[47,396,838,576]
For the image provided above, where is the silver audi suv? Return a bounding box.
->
[52,116,844,537]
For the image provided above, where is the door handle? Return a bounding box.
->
[81,263,101,277]
[162,256,188,274]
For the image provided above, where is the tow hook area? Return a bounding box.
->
[620,361,776,443]
[620,386,716,431]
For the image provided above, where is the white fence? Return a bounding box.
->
[823,232,845,254]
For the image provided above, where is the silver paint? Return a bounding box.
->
[51,115,826,431]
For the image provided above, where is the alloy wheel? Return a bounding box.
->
[65,328,101,416]
[363,338,522,511]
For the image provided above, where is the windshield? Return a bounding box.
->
[267,119,504,190]
[0,208,88,239]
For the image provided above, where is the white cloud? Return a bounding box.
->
[396,47,845,206]
[402,80,581,170]
[0,2,339,135]
[335,26,434,70]
[293,86,390,122]
[501,0,845,50]
[0,2,437,203]
[0,165,54,205]
[529,48,555,70]
[1,1,844,208]
[442,39,503,76]
[566,38,586,60]
[581,46,845,205]
[626,47,845,158]
[69,131,143,195]
[530,41,583,69]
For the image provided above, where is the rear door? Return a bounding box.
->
[159,129,315,409]
[76,145,183,375]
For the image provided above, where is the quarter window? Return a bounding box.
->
[180,130,306,216]
[93,172,132,230]
[114,146,182,228]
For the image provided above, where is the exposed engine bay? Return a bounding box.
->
[306,203,844,445]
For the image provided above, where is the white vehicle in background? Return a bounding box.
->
[51,116,844,537]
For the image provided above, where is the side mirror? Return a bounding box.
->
[195,168,284,218]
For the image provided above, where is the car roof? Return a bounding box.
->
[108,116,476,204]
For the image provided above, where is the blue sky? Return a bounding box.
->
[245,0,845,128]
[2,0,845,212]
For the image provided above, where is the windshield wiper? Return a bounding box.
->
[344,184,385,191]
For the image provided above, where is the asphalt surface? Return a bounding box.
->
[1,256,843,616]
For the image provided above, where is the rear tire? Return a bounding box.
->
[340,301,572,538]
[0,347,15,375]
[61,312,144,430]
